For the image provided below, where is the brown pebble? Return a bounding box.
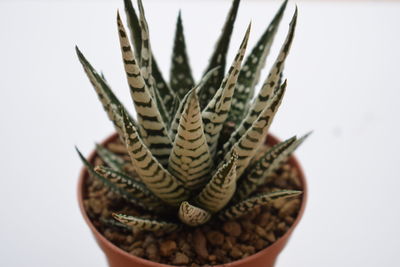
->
[160,240,177,257]
[229,247,243,259]
[208,255,217,262]
[255,225,268,239]
[172,252,190,265]
[130,247,144,257]
[193,229,208,259]
[265,231,276,243]
[256,212,271,227]
[279,199,300,217]
[240,244,255,254]
[206,231,224,246]
[254,238,268,250]
[223,221,242,237]
[146,243,159,261]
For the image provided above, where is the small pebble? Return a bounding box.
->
[206,231,224,246]
[223,221,242,237]
[160,240,177,257]
[172,252,189,265]
[193,229,208,259]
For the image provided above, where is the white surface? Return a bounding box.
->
[1,0,399,266]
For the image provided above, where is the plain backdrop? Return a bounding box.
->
[0,0,399,266]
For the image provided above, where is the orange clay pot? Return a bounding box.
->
[78,133,307,267]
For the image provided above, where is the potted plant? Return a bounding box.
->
[76,0,309,266]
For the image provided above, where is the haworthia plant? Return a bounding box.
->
[77,0,309,231]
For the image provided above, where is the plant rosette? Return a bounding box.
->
[75,0,310,266]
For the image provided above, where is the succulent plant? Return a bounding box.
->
[76,0,308,232]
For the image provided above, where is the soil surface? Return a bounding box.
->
[83,138,303,266]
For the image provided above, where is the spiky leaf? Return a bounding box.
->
[199,0,241,109]
[236,135,299,200]
[113,214,179,232]
[120,107,189,206]
[178,201,211,226]
[124,0,175,113]
[170,11,195,99]
[221,9,297,156]
[222,81,287,178]
[228,0,288,126]
[117,13,173,166]
[202,24,250,156]
[76,148,151,210]
[95,143,126,172]
[169,67,219,142]
[219,190,302,221]
[94,166,162,207]
[168,90,212,189]
[76,47,136,139]
[195,151,237,213]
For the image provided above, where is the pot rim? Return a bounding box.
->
[77,132,307,267]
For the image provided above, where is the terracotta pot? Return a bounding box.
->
[78,133,307,267]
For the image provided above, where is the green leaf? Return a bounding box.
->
[235,135,301,200]
[199,0,241,109]
[221,9,297,156]
[94,166,162,210]
[168,90,212,190]
[120,107,189,207]
[75,46,137,139]
[222,81,287,179]
[95,143,126,172]
[113,213,179,232]
[178,201,211,226]
[124,0,175,112]
[170,11,195,100]
[117,13,173,166]
[228,0,288,126]
[202,24,251,157]
[219,190,302,221]
[76,147,151,210]
[195,150,237,213]
[169,67,219,143]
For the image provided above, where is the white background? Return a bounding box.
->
[1,0,399,266]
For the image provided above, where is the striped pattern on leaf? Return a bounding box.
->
[221,10,297,156]
[76,47,135,139]
[228,0,288,126]
[236,135,298,200]
[94,166,162,209]
[202,24,250,156]
[223,81,287,179]
[199,0,241,109]
[95,144,126,172]
[76,148,151,210]
[195,151,237,213]
[219,190,302,221]
[124,0,175,112]
[113,213,179,232]
[120,107,189,206]
[178,201,211,226]
[169,68,218,143]
[168,90,212,189]
[117,13,172,166]
[170,11,195,100]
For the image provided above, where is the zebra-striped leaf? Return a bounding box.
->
[168,90,212,190]
[113,213,179,232]
[124,0,175,111]
[178,201,211,226]
[236,135,298,200]
[117,13,173,166]
[169,67,219,143]
[195,150,237,213]
[202,24,250,156]
[228,0,288,126]
[94,166,162,209]
[120,107,189,207]
[199,0,241,109]
[222,81,287,179]
[219,190,302,221]
[76,46,136,139]
[170,11,195,100]
[95,143,126,172]
[221,9,297,156]
[76,148,151,210]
